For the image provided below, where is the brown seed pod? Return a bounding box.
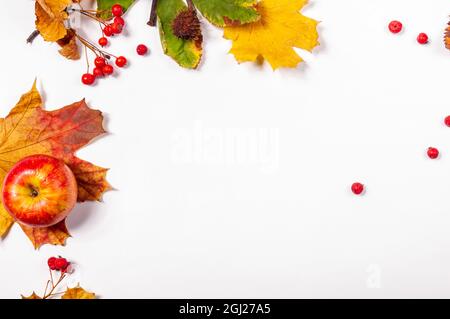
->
[172,8,202,42]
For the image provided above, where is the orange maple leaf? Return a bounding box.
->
[0,82,110,249]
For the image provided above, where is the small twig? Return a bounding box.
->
[147,0,158,27]
[77,10,108,26]
[26,30,40,44]
[43,273,65,299]
[43,280,51,297]
[187,0,194,9]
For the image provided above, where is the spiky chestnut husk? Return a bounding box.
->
[172,8,202,42]
[445,22,450,50]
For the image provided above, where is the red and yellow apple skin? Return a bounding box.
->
[2,155,78,227]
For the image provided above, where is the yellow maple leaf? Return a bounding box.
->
[35,0,72,42]
[21,292,42,299]
[61,285,95,299]
[223,0,319,69]
[0,83,109,248]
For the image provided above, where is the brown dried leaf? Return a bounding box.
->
[57,29,80,60]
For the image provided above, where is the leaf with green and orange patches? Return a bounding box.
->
[35,0,72,42]
[0,82,110,248]
[192,0,260,27]
[223,0,319,69]
[62,285,95,299]
[21,292,42,299]
[157,0,202,69]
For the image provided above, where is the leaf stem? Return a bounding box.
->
[147,0,158,27]
[26,30,40,44]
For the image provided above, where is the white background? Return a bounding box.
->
[1,0,450,299]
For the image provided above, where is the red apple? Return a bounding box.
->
[2,155,78,227]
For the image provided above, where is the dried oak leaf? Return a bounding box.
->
[445,21,450,50]
[35,0,72,42]
[61,285,95,299]
[21,292,42,299]
[0,82,110,249]
[223,0,319,69]
[57,29,80,60]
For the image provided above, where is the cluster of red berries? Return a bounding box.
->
[81,4,149,86]
[351,116,450,196]
[81,55,128,85]
[97,4,125,48]
[388,20,429,44]
[48,256,70,272]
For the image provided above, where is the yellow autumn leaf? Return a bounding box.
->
[62,285,95,299]
[35,0,72,42]
[21,292,42,299]
[223,0,319,69]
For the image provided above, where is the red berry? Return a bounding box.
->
[81,73,95,85]
[54,257,69,271]
[114,16,125,26]
[388,20,403,34]
[351,182,364,195]
[115,56,127,67]
[103,25,113,37]
[93,67,104,77]
[98,37,108,47]
[111,22,123,34]
[48,257,57,270]
[111,4,123,17]
[427,147,439,159]
[417,33,428,44]
[136,44,148,55]
[444,116,450,127]
[94,56,106,68]
[102,64,114,75]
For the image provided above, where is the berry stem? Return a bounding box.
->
[76,34,115,59]
[42,273,66,299]
[186,0,194,9]
[84,45,90,73]
[147,0,158,27]
[72,9,108,26]
[26,30,40,44]
[43,280,51,297]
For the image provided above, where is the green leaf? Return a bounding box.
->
[192,0,260,27]
[157,0,202,69]
[96,0,136,20]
